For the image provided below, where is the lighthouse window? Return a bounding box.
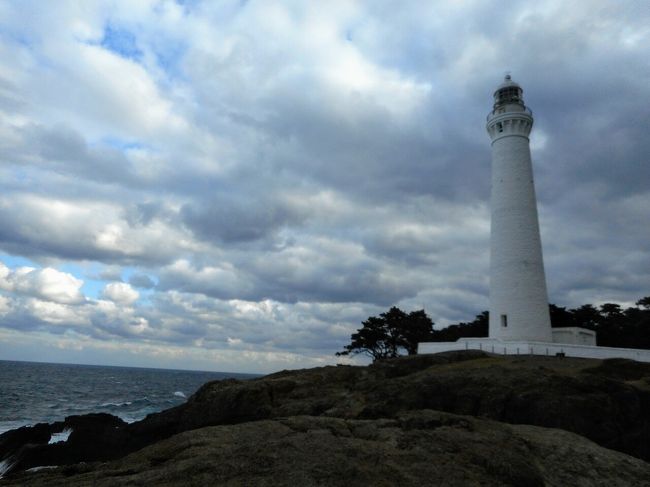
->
[501,314,508,327]
[498,87,520,104]
[497,122,503,133]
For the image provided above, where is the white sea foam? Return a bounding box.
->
[173,391,186,398]
[0,457,15,479]
[49,428,72,444]
[99,401,132,408]
[26,466,57,473]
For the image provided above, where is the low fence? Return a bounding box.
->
[418,338,650,362]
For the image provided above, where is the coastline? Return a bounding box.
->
[0,360,259,436]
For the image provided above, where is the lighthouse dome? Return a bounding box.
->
[496,74,520,91]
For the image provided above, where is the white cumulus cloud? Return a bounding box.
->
[0,263,85,305]
[102,282,140,306]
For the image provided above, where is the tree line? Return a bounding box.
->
[337,297,650,360]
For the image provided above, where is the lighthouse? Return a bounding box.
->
[486,75,552,342]
[418,77,650,360]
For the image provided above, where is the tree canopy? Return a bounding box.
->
[336,307,435,360]
[548,298,650,349]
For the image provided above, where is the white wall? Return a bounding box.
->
[552,327,596,346]
[418,338,650,363]
[487,108,552,342]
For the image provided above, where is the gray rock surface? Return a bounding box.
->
[4,411,650,487]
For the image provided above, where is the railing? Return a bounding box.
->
[418,338,650,363]
[486,105,533,122]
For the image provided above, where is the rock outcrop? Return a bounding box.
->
[4,411,650,487]
[1,351,650,485]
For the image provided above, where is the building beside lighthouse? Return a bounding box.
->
[418,75,650,362]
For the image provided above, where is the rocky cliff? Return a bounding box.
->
[2,351,650,486]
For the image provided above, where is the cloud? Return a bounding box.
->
[157,235,423,306]
[0,193,193,264]
[102,282,140,306]
[0,263,85,305]
[180,193,308,244]
[129,273,156,289]
[0,0,648,371]
[25,298,87,325]
[0,294,12,315]
[97,265,124,282]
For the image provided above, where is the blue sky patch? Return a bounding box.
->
[0,254,37,270]
[152,40,187,82]
[99,136,146,151]
[101,25,142,61]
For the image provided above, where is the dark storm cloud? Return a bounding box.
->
[1,122,141,187]
[129,273,156,289]
[123,202,171,227]
[180,194,308,244]
[0,209,138,264]
[227,79,491,206]
[251,262,420,306]
[0,307,45,333]
[291,115,478,208]
[156,251,421,307]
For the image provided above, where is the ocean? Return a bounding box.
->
[0,360,258,435]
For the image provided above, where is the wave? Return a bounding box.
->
[99,397,151,409]
[0,457,16,479]
[99,401,133,408]
[173,391,186,398]
[49,428,72,444]
[26,466,57,473]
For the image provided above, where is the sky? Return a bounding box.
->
[0,1,648,374]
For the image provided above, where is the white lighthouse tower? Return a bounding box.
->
[486,75,552,342]
[417,76,650,361]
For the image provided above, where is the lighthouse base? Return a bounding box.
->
[417,337,650,363]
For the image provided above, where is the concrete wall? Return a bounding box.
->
[418,338,650,363]
[552,327,596,346]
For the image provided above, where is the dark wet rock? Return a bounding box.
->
[2,351,650,484]
[1,414,127,475]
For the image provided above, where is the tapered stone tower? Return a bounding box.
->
[486,75,552,342]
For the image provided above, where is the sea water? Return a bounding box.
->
[0,360,257,435]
